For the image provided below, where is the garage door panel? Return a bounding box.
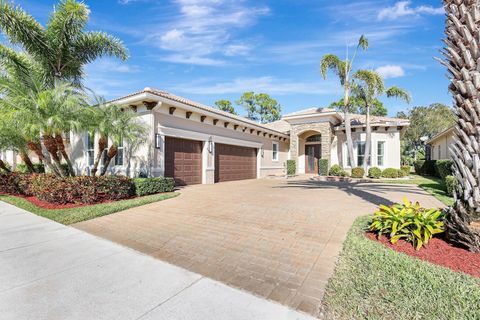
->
[215,144,257,183]
[165,137,202,185]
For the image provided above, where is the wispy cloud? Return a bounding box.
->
[375,65,405,79]
[170,76,339,95]
[146,0,269,65]
[378,1,444,21]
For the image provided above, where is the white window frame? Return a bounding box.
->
[114,139,124,166]
[272,141,279,162]
[377,140,386,167]
[86,132,95,166]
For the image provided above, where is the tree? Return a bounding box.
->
[402,104,455,158]
[329,97,388,116]
[0,0,128,85]
[215,100,237,115]
[439,0,480,251]
[320,35,369,168]
[236,92,282,123]
[350,69,411,173]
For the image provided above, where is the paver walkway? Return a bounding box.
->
[0,201,314,320]
[74,177,444,317]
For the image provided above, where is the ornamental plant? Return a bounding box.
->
[351,167,365,178]
[370,198,446,250]
[368,167,382,179]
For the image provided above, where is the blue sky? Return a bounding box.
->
[15,0,448,117]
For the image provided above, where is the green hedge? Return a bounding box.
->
[329,164,348,177]
[368,167,382,179]
[414,160,437,176]
[133,177,175,196]
[286,160,296,176]
[400,165,411,175]
[319,159,329,176]
[15,163,45,174]
[445,175,458,196]
[435,160,454,180]
[382,168,400,178]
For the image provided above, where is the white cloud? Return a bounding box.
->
[375,65,405,79]
[147,0,269,65]
[171,76,339,95]
[378,1,443,20]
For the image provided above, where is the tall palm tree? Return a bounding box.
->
[0,0,128,85]
[351,70,411,173]
[439,0,480,251]
[320,35,368,168]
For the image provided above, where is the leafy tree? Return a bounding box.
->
[236,92,281,123]
[320,35,368,168]
[0,0,128,85]
[329,97,388,116]
[402,104,455,157]
[214,99,237,115]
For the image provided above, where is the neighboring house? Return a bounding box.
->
[4,88,409,184]
[426,126,455,160]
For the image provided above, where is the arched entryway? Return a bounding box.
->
[297,130,322,174]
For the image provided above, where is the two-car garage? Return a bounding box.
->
[164,137,257,185]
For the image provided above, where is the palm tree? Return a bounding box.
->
[439,0,480,251]
[351,70,411,173]
[320,35,368,168]
[0,0,128,85]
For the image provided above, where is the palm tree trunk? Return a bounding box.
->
[100,145,117,176]
[55,134,75,176]
[42,135,66,177]
[344,90,356,168]
[441,0,480,252]
[27,140,60,176]
[0,159,10,172]
[363,105,371,175]
[20,151,35,173]
[91,135,107,176]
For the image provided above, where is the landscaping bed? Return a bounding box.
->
[366,232,480,278]
[324,216,480,320]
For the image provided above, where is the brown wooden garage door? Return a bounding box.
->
[165,137,202,185]
[215,144,257,183]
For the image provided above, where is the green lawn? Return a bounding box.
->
[0,192,179,225]
[324,216,480,320]
[377,174,454,206]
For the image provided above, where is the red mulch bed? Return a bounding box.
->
[366,232,480,278]
[0,193,122,210]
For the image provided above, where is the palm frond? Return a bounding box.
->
[386,86,411,104]
[74,31,129,63]
[320,54,347,84]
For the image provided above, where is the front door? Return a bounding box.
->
[305,144,321,174]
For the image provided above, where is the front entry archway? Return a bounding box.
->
[304,134,322,174]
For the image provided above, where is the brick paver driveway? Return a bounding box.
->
[74,177,444,317]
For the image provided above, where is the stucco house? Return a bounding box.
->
[2,88,409,184]
[426,126,454,160]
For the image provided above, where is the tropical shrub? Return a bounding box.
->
[382,168,400,178]
[286,160,296,176]
[329,164,343,176]
[133,177,175,196]
[414,160,437,176]
[319,159,329,176]
[351,167,365,178]
[435,160,454,180]
[400,165,411,175]
[445,175,458,197]
[397,169,407,178]
[368,167,382,179]
[370,198,446,250]
[16,163,45,174]
[30,175,134,204]
[0,172,23,194]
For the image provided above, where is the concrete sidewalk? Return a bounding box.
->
[0,201,315,320]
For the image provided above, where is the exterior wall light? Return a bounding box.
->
[207,137,213,153]
[155,133,162,149]
[260,145,264,157]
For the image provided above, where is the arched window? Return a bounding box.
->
[306,134,321,143]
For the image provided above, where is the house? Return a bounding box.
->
[426,126,454,160]
[2,88,409,184]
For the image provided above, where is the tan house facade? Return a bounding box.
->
[426,126,454,160]
[1,88,409,184]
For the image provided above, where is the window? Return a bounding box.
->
[306,134,321,143]
[377,141,385,166]
[86,133,94,166]
[357,141,366,167]
[272,141,279,161]
[115,139,124,166]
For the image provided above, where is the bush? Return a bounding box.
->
[382,168,400,178]
[368,167,382,179]
[329,164,343,176]
[370,199,446,250]
[30,175,134,204]
[414,160,437,176]
[286,160,296,176]
[397,169,407,178]
[0,172,23,194]
[319,159,329,176]
[435,160,454,180]
[16,163,45,174]
[133,177,175,196]
[445,175,458,197]
[400,165,411,175]
[351,167,365,178]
